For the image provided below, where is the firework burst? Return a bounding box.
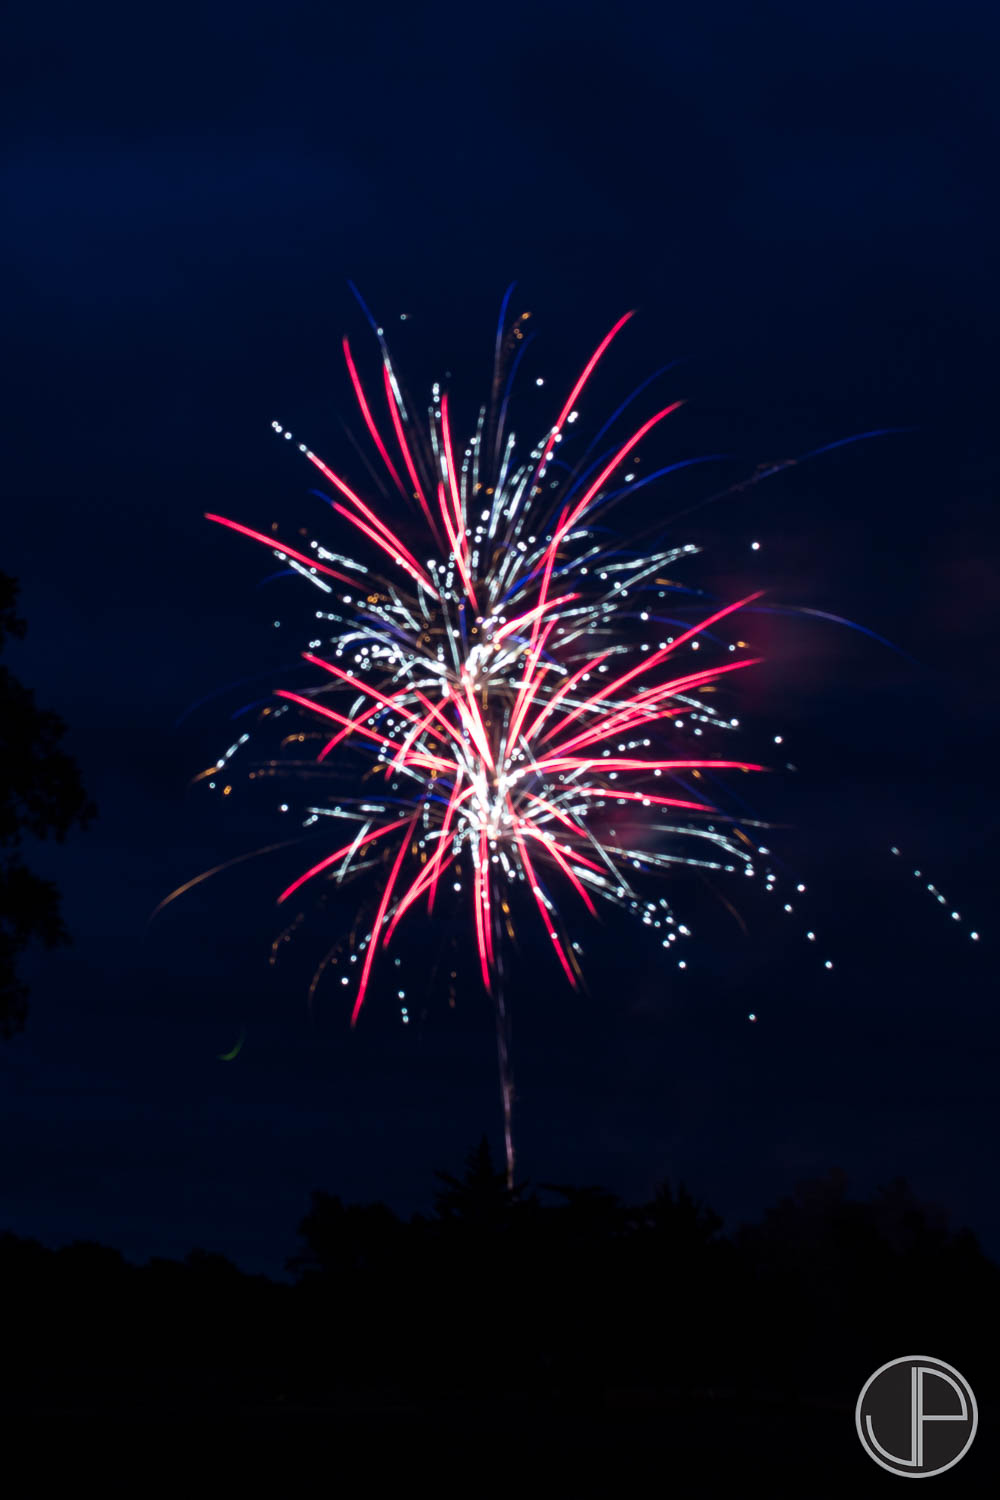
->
[188,293,792,1181]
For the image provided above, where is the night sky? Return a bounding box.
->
[3,1,998,1279]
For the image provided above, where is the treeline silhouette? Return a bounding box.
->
[4,1140,994,1433]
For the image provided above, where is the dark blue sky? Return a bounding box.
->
[2,0,998,1277]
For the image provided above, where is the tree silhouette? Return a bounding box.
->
[540,1182,628,1238]
[0,572,95,1036]
[640,1180,723,1247]
[432,1134,523,1226]
[1,1161,997,1447]
[287,1191,403,1276]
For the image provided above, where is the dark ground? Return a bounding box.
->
[4,1150,995,1487]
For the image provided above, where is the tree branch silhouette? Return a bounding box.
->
[0,572,95,1036]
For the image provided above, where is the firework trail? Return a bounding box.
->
[189,295,794,1186]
